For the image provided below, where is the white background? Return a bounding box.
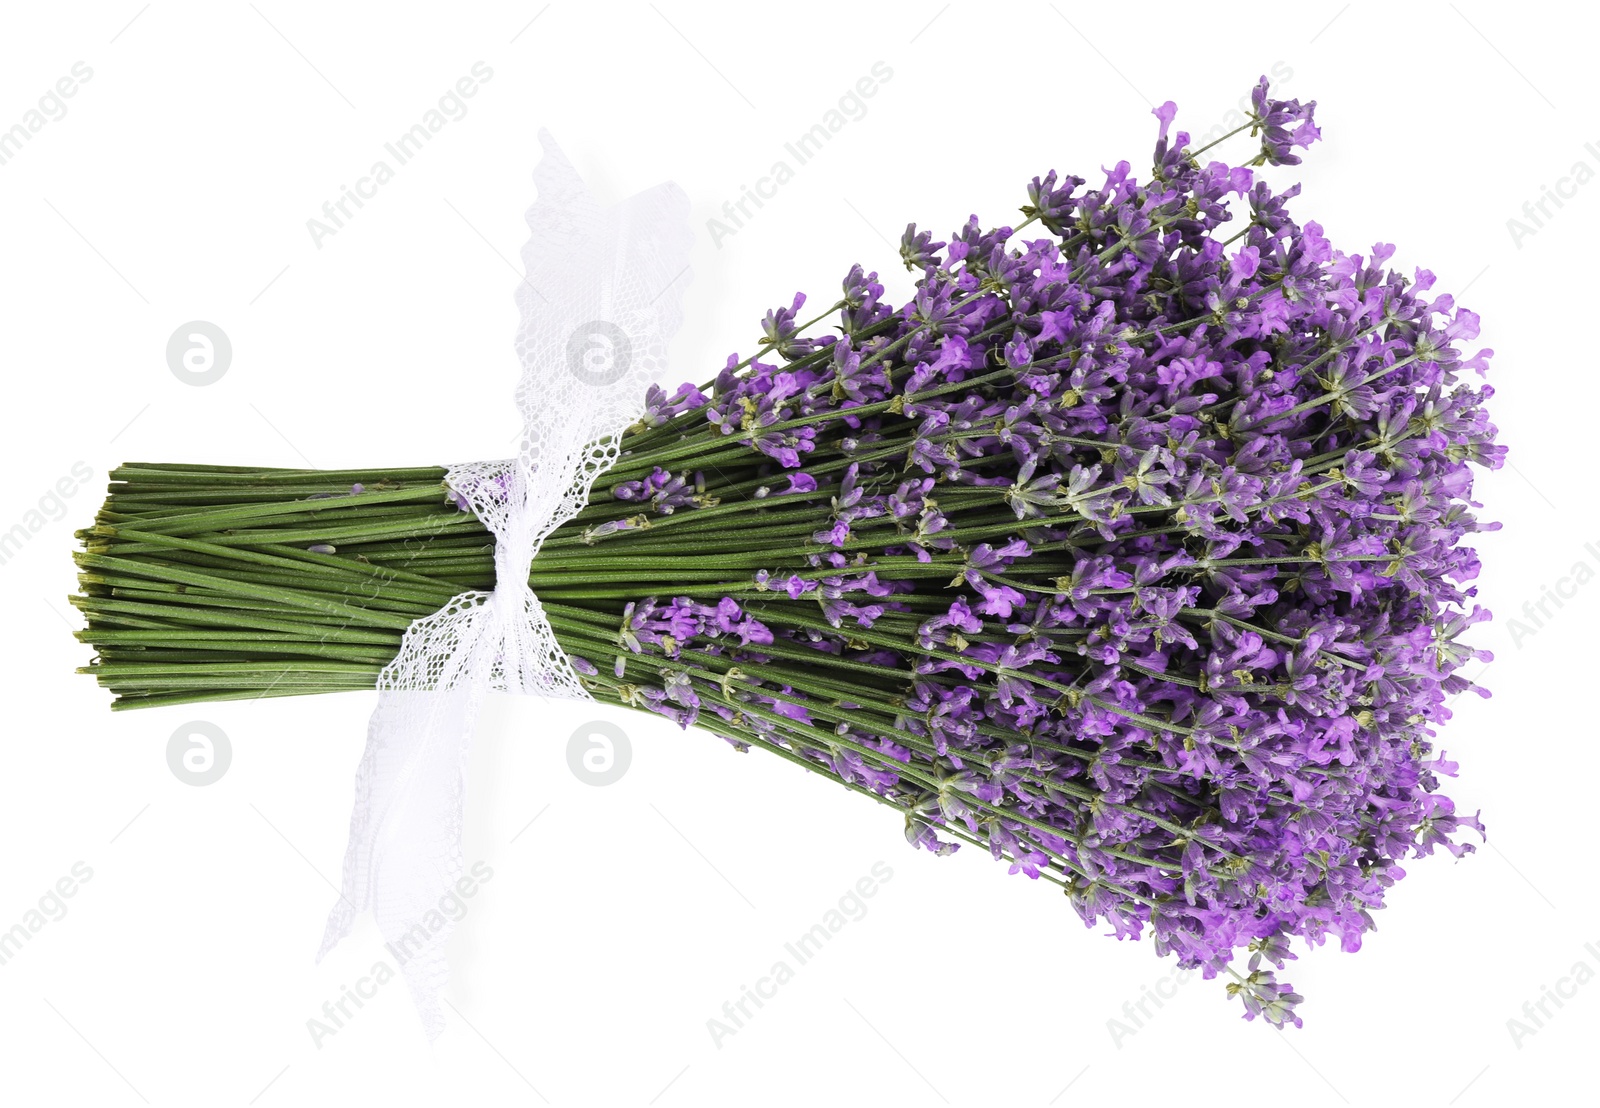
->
[0,2,1592,1105]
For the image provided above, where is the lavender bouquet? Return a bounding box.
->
[72,80,1501,1027]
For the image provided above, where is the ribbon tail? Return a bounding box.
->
[318,596,495,1040]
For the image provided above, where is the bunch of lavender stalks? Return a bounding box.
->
[70,81,1501,1027]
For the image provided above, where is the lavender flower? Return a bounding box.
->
[576,78,1498,1026]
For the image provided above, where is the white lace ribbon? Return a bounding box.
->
[317,132,694,1038]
